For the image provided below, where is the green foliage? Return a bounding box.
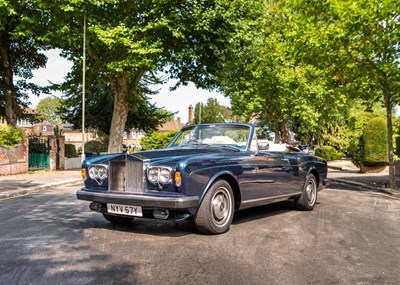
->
[65,143,78,158]
[319,101,386,154]
[395,136,400,157]
[0,0,48,127]
[315,146,344,161]
[36,97,64,125]
[363,117,388,166]
[193,98,230,124]
[84,140,108,155]
[0,125,24,148]
[59,77,173,135]
[45,0,257,152]
[348,136,364,168]
[141,131,177,150]
[28,136,48,154]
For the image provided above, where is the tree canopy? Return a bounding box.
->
[193,98,230,124]
[43,0,261,152]
[3,0,400,188]
[214,0,400,186]
[0,0,48,126]
[58,65,173,136]
[35,96,63,125]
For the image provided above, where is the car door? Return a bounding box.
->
[254,151,300,196]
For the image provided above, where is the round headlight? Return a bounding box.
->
[159,168,172,184]
[97,167,108,181]
[148,168,159,183]
[88,166,98,179]
[88,164,108,183]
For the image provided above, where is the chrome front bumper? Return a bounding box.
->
[76,189,199,209]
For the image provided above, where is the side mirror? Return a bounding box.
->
[258,143,269,151]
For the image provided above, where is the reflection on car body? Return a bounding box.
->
[77,123,328,234]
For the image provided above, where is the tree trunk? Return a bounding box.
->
[108,76,130,153]
[0,33,17,127]
[383,89,396,189]
[107,72,144,153]
[278,121,291,143]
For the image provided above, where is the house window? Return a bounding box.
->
[41,125,47,132]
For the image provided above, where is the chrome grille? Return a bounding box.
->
[108,157,144,193]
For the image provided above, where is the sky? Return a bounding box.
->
[29,49,231,124]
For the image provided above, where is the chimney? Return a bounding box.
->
[188,105,194,124]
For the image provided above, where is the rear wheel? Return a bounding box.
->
[294,173,317,211]
[194,180,234,234]
[102,213,134,224]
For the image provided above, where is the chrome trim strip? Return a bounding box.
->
[239,192,302,210]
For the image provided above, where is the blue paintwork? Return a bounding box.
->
[78,123,328,217]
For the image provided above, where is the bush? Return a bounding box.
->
[84,140,108,154]
[363,117,388,166]
[347,136,364,168]
[28,136,48,153]
[65,144,78,158]
[0,125,24,148]
[141,131,177,150]
[395,136,400,157]
[315,145,344,161]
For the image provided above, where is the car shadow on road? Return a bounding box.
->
[327,181,368,192]
[87,200,319,236]
[232,200,298,225]
[88,215,197,237]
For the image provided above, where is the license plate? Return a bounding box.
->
[107,203,143,217]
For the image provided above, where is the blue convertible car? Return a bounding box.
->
[77,123,327,234]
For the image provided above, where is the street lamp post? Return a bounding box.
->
[81,14,86,163]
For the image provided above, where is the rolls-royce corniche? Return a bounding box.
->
[77,123,327,234]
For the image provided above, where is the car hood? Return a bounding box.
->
[83,146,239,167]
[136,146,236,162]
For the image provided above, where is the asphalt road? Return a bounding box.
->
[0,183,399,285]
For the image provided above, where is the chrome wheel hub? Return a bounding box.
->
[306,180,316,205]
[212,188,231,224]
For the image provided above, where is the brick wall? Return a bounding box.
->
[0,139,29,175]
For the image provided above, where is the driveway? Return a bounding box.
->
[0,182,399,284]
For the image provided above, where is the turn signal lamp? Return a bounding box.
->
[81,168,87,180]
[175,172,182,187]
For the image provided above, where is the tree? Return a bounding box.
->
[44,0,258,153]
[193,98,230,124]
[0,0,48,127]
[290,0,399,186]
[214,0,353,144]
[213,0,399,189]
[334,0,400,187]
[58,70,173,135]
[36,96,63,125]
[140,131,177,151]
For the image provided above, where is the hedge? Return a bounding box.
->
[363,117,388,166]
[315,145,344,161]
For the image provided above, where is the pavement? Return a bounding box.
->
[327,160,400,197]
[0,169,83,199]
[0,159,400,199]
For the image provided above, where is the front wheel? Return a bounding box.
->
[194,180,234,235]
[294,173,317,211]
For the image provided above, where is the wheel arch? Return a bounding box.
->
[308,168,320,187]
[199,171,241,212]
